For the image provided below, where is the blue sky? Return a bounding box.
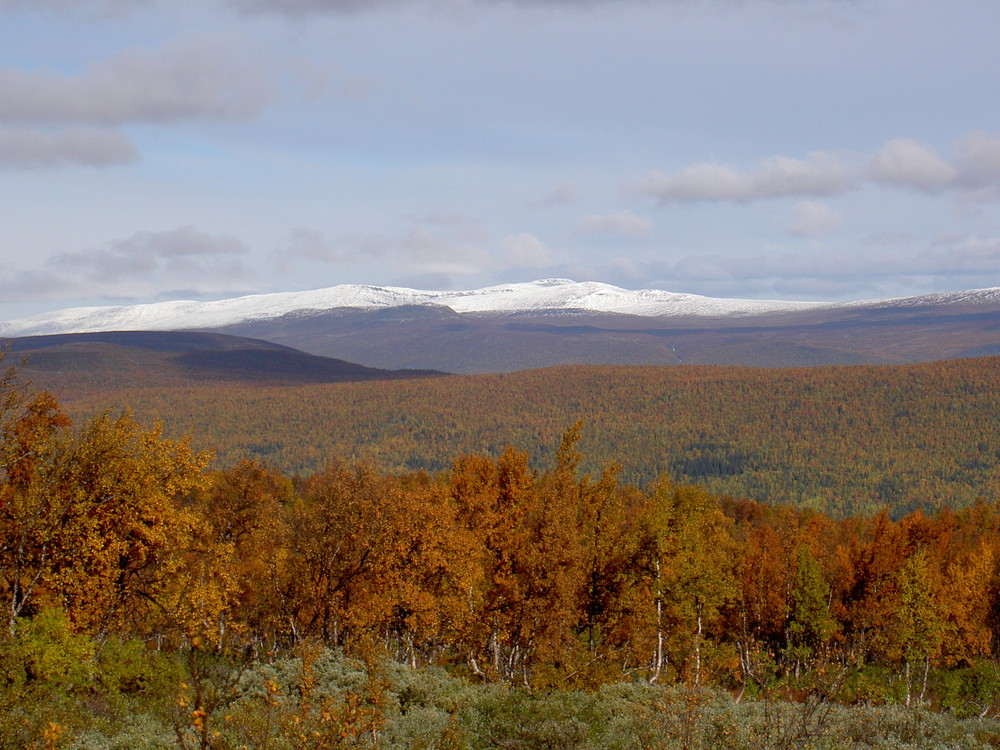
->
[1,0,999,319]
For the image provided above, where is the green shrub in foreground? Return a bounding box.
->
[0,642,997,749]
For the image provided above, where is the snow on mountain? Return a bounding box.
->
[4,279,997,339]
[839,287,1000,309]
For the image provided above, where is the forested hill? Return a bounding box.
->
[46,355,1000,519]
[9,330,443,386]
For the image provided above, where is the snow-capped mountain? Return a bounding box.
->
[6,279,1000,373]
[0,279,826,338]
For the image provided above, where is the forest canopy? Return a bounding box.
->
[6,357,1000,747]
[47,356,1000,519]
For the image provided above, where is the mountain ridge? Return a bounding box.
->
[0,279,857,337]
[6,279,1000,339]
[7,280,1000,373]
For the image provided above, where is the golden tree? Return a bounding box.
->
[35,412,211,639]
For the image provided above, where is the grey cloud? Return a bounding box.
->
[0,127,138,169]
[405,213,490,248]
[630,152,852,204]
[0,0,146,13]
[0,227,253,304]
[529,183,580,209]
[787,201,841,238]
[868,138,957,193]
[500,232,553,267]
[610,235,1000,302]
[0,268,83,303]
[0,35,271,126]
[227,0,847,16]
[400,227,491,274]
[0,0,607,14]
[0,0,853,16]
[955,132,1000,187]
[932,235,1000,274]
[631,133,1000,208]
[54,226,251,286]
[225,0,573,15]
[278,224,490,275]
[574,209,653,238]
[404,211,480,227]
[870,132,1000,199]
[114,225,249,258]
[283,228,348,263]
[230,0,400,12]
[863,134,1000,196]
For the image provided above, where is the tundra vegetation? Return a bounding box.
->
[4,357,1000,748]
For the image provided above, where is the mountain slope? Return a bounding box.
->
[215,301,1000,372]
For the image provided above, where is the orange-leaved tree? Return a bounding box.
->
[0,392,72,632]
[39,412,212,640]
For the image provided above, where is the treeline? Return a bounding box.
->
[48,356,1000,518]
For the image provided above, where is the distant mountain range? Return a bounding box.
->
[5,279,1000,373]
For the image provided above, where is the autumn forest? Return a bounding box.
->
[6,352,1000,748]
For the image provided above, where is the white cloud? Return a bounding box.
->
[57,226,250,284]
[0,33,274,171]
[603,233,1000,302]
[955,132,1000,186]
[283,228,347,263]
[399,227,491,274]
[0,127,138,169]
[935,235,1000,273]
[575,209,653,238]
[787,201,841,238]
[528,182,580,208]
[868,138,957,192]
[630,151,851,204]
[279,221,495,276]
[405,211,479,227]
[0,35,271,126]
[501,232,552,267]
[0,226,253,303]
[125,225,249,258]
[628,133,1000,211]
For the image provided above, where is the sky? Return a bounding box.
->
[1,0,999,320]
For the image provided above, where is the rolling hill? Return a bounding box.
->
[8,330,443,391]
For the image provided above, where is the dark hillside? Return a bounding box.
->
[9,330,444,389]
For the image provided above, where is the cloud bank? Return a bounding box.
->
[630,133,1000,205]
[630,152,852,204]
[0,35,272,170]
[0,127,138,170]
[0,226,252,303]
[0,37,270,126]
[868,138,957,193]
[601,233,1000,302]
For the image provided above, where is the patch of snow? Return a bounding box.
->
[836,287,1000,310]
